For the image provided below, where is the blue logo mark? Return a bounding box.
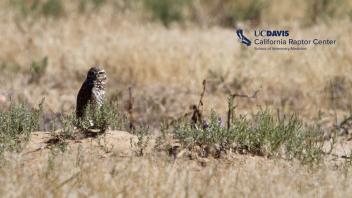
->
[236,29,251,46]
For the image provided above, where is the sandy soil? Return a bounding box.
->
[21,130,141,162]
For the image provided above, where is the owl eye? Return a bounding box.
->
[98,71,105,74]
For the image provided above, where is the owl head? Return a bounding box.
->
[86,66,107,83]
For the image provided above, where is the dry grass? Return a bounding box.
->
[1,150,351,197]
[0,129,351,198]
[1,0,352,197]
[0,2,351,126]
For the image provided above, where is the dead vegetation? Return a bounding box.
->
[0,0,352,197]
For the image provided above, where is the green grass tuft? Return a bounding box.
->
[172,110,325,164]
[0,101,44,155]
[42,0,64,17]
[143,0,190,27]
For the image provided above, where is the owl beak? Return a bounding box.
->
[102,76,108,84]
[98,70,107,83]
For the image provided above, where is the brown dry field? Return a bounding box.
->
[0,130,350,197]
[1,1,352,197]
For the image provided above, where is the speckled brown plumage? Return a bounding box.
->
[76,67,107,119]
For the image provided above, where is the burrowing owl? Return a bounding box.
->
[76,67,107,119]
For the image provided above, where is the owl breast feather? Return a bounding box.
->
[92,87,105,108]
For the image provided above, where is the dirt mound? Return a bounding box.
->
[22,130,140,161]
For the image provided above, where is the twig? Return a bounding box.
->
[55,172,80,189]
[197,80,207,110]
[230,89,259,99]
[128,87,135,131]
[167,111,193,129]
[191,105,202,127]
[191,80,207,127]
[339,115,352,128]
[227,89,259,130]
[166,80,207,128]
[337,114,352,136]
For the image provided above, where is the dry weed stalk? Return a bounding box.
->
[227,90,259,130]
[337,115,352,136]
[166,80,207,128]
[128,87,135,131]
[329,79,352,135]
[191,80,206,127]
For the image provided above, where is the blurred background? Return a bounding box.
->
[0,0,351,131]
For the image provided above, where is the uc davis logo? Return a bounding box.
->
[236,29,251,47]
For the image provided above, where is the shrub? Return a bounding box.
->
[42,0,64,17]
[143,0,190,26]
[306,0,350,24]
[10,0,64,18]
[0,101,43,155]
[172,110,325,164]
[50,101,128,145]
[79,0,106,12]
[47,101,128,152]
[220,0,266,26]
[1,61,22,75]
[29,56,48,84]
[9,0,40,17]
[130,126,150,156]
[75,102,127,132]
